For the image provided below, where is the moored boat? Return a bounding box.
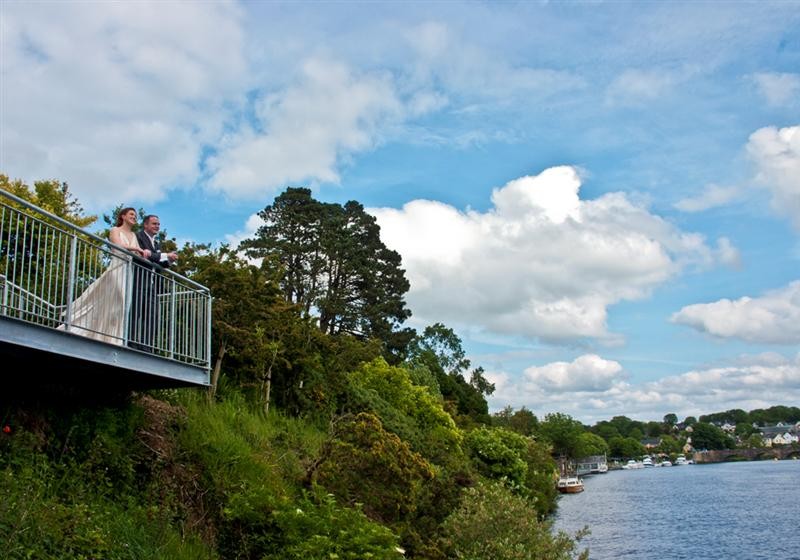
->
[557,477,584,493]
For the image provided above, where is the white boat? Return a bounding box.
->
[557,477,584,494]
[675,455,688,466]
[622,459,644,469]
[642,456,654,467]
[659,460,672,467]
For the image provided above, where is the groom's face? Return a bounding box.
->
[143,217,160,236]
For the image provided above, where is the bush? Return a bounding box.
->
[442,481,588,560]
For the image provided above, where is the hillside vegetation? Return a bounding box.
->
[1,177,587,560]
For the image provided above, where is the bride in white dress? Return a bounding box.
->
[65,207,151,345]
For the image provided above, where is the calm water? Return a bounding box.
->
[553,460,800,560]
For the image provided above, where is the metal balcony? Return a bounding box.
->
[0,189,211,390]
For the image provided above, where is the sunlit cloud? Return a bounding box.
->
[372,165,732,344]
[747,124,800,230]
[671,281,800,344]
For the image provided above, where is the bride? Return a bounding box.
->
[64,207,151,345]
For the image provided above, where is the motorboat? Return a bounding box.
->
[557,477,584,493]
[659,460,672,467]
[675,455,688,466]
[642,456,654,467]
[622,459,643,469]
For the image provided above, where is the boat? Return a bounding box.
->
[675,455,688,466]
[659,460,672,467]
[622,459,644,469]
[557,477,584,493]
[642,456,654,467]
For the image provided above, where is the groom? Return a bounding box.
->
[130,215,178,352]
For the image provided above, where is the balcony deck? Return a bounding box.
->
[1,190,211,392]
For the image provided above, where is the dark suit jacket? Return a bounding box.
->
[136,231,170,269]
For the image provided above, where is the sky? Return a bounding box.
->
[2,0,800,424]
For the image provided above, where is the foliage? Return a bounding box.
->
[346,358,463,462]
[0,174,96,228]
[573,432,609,459]
[607,436,645,459]
[240,187,413,362]
[310,412,435,526]
[690,422,735,451]
[264,491,404,560]
[463,426,558,516]
[492,406,540,436]
[0,401,216,560]
[442,480,589,560]
[406,323,492,425]
[464,426,529,488]
[538,413,585,458]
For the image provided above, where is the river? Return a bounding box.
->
[552,459,800,560]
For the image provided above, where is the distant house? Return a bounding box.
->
[759,424,799,447]
[720,422,736,434]
[641,438,661,449]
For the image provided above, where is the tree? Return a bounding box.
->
[493,406,539,437]
[406,323,491,424]
[573,432,609,459]
[663,413,678,429]
[241,188,413,361]
[690,422,734,451]
[538,413,585,458]
[1,174,96,228]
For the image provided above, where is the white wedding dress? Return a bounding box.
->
[61,229,139,345]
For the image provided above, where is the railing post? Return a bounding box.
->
[123,255,133,346]
[168,279,176,360]
[206,292,212,372]
[64,233,78,330]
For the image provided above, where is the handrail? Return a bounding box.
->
[0,188,209,292]
[0,189,212,372]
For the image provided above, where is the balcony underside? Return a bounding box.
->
[1,316,209,393]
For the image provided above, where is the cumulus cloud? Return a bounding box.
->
[2,1,247,208]
[207,59,405,198]
[751,72,800,107]
[487,352,800,424]
[524,354,624,392]
[371,165,729,343]
[674,184,744,212]
[671,281,800,344]
[746,124,800,229]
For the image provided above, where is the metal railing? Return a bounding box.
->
[0,189,211,371]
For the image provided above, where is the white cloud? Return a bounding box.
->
[207,58,405,198]
[372,165,728,343]
[674,184,743,212]
[524,354,624,392]
[671,281,800,344]
[225,213,265,249]
[1,1,247,209]
[747,125,800,229]
[488,353,800,424]
[751,72,800,107]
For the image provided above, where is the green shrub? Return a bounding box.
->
[264,491,404,560]
[442,481,588,560]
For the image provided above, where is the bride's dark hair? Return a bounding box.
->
[115,207,137,227]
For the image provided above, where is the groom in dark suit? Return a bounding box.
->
[130,215,178,352]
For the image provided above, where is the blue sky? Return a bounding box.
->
[3,1,800,423]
